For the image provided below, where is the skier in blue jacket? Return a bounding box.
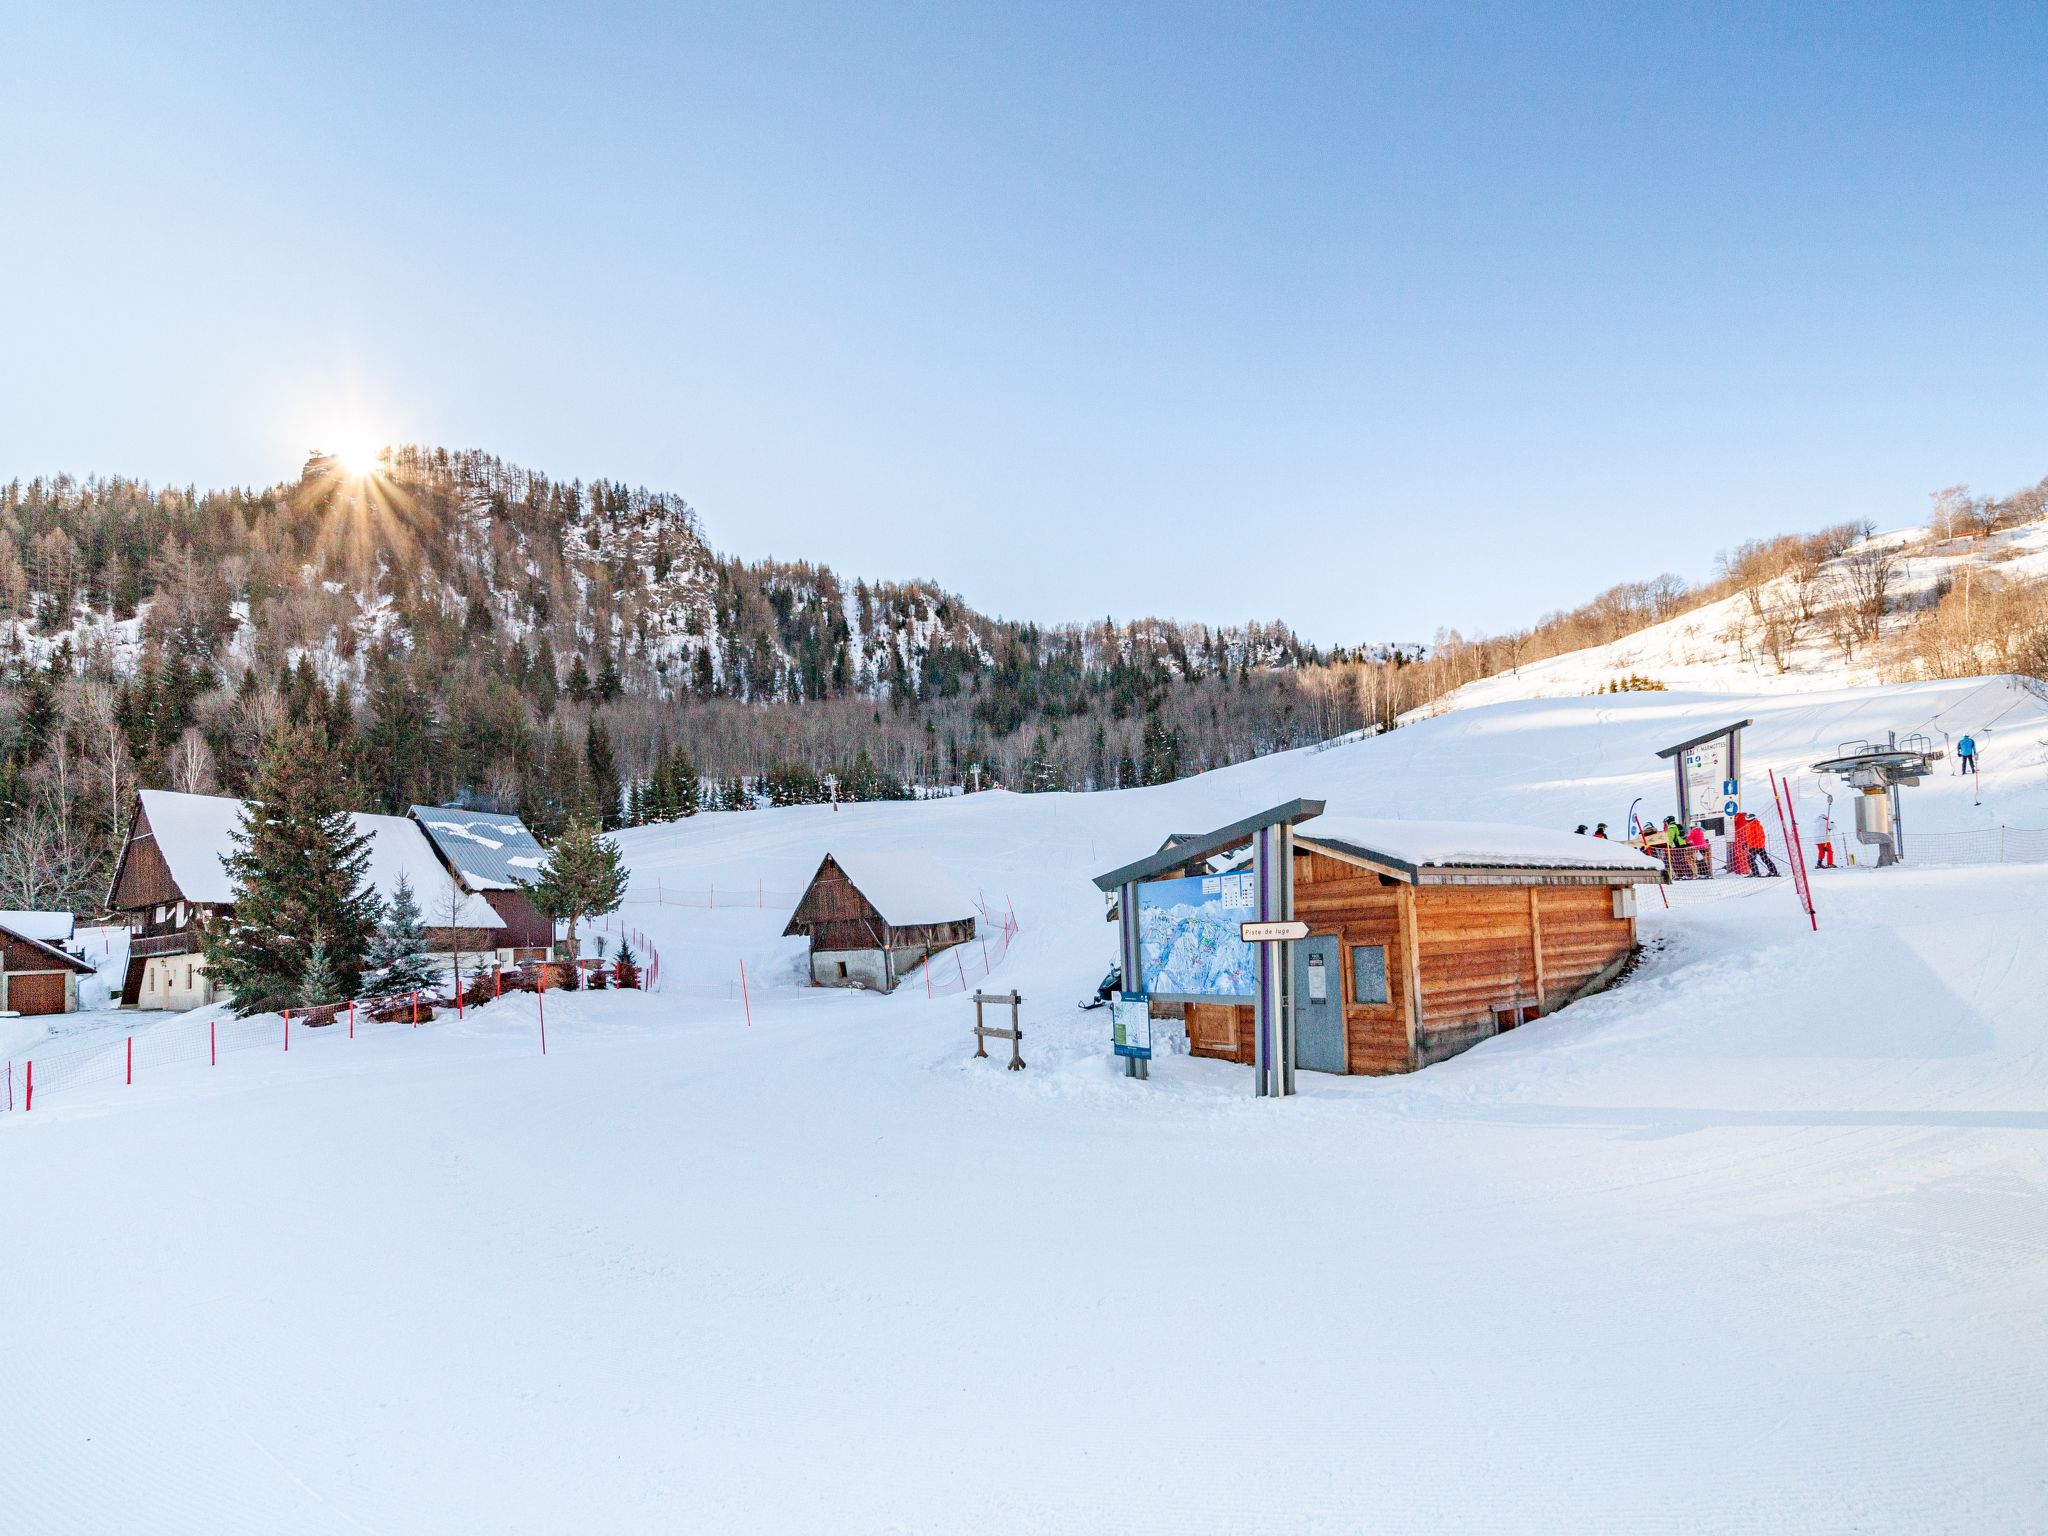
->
[1957,734,1978,775]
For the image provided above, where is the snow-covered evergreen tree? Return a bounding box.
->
[298,939,344,1008]
[363,872,439,997]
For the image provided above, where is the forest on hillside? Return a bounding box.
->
[1,445,2043,915]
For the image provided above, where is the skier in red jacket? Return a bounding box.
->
[1741,813,1781,877]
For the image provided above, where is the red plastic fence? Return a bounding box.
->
[583,914,662,990]
[624,880,806,910]
[0,958,657,1117]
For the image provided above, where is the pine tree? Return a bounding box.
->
[532,816,628,956]
[363,871,439,997]
[585,716,623,829]
[566,654,592,703]
[203,721,379,1015]
[298,939,345,1009]
[668,745,700,817]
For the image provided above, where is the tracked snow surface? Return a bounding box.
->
[5,676,2047,1533]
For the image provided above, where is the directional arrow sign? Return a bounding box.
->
[1240,920,1309,943]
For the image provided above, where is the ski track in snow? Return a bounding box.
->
[3,678,2047,1532]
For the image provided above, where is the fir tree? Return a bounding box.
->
[585,716,623,829]
[298,939,345,1009]
[203,721,378,1015]
[363,871,439,997]
[532,816,628,956]
[668,745,700,817]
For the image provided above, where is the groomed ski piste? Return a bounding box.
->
[5,675,2046,1533]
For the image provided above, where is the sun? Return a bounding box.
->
[329,434,385,478]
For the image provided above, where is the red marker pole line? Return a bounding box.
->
[739,960,752,1027]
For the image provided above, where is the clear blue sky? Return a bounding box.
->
[4,2,2044,645]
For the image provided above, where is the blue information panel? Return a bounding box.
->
[1111,995,1152,1060]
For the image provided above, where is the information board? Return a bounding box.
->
[1136,871,1258,1002]
[1111,995,1153,1060]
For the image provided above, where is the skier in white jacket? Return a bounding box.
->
[1811,805,1836,868]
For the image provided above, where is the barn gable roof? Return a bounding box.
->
[784,850,975,936]
[0,922,95,973]
[408,806,549,891]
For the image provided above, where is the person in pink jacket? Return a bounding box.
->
[1684,821,1710,879]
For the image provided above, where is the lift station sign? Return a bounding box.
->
[1684,738,1733,819]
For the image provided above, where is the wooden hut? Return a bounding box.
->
[1094,801,1666,1078]
[0,921,94,1015]
[783,851,976,992]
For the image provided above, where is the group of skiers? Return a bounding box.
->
[1576,809,1833,877]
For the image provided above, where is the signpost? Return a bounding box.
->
[1240,920,1308,943]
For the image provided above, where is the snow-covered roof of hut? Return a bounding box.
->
[1296,816,1666,875]
[0,909,75,944]
[134,789,503,926]
[138,788,246,905]
[353,813,504,929]
[816,850,976,928]
[408,806,548,891]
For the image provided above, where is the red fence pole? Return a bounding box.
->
[24,1060,30,1112]
[210,1018,216,1066]
[538,968,547,1055]
[412,990,419,1027]
[126,1035,133,1085]
[739,960,752,1026]
[284,1010,291,1051]
[349,999,356,1039]
[1768,769,1817,932]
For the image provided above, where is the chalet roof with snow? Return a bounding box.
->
[0,910,76,945]
[111,789,504,928]
[1094,798,1665,890]
[1294,817,1667,879]
[783,850,977,941]
[408,806,549,891]
[0,921,95,974]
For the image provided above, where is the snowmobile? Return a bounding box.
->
[1079,963,1122,1010]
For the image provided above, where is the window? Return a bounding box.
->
[1350,945,1389,1005]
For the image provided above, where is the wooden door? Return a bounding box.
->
[9,971,68,1015]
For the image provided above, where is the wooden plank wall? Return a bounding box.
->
[1413,883,1632,1065]
[1175,856,1636,1077]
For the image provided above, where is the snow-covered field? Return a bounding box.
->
[5,677,2047,1532]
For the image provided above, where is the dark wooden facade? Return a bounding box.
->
[1181,847,1642,1076]
[483,889,553,949]
[107,799,225,1006]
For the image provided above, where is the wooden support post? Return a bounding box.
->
[1528,886,1547,1014]
[1398,883,1424,1072]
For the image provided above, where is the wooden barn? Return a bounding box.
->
[0,919,94,1015]
[107,789,508,1009]
[409,805,556,955]
[783,851,976,992]
[1094,800,1666,1081]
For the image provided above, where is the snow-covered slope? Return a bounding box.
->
[1433,519,2048,711]
[5,675,2047,1533]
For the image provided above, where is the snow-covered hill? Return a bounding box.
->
[5,674,2047,1533]
[1433,519,2048,712]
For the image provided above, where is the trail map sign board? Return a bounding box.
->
[1137,871,1258,1003]
[1656,719,1751,834]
